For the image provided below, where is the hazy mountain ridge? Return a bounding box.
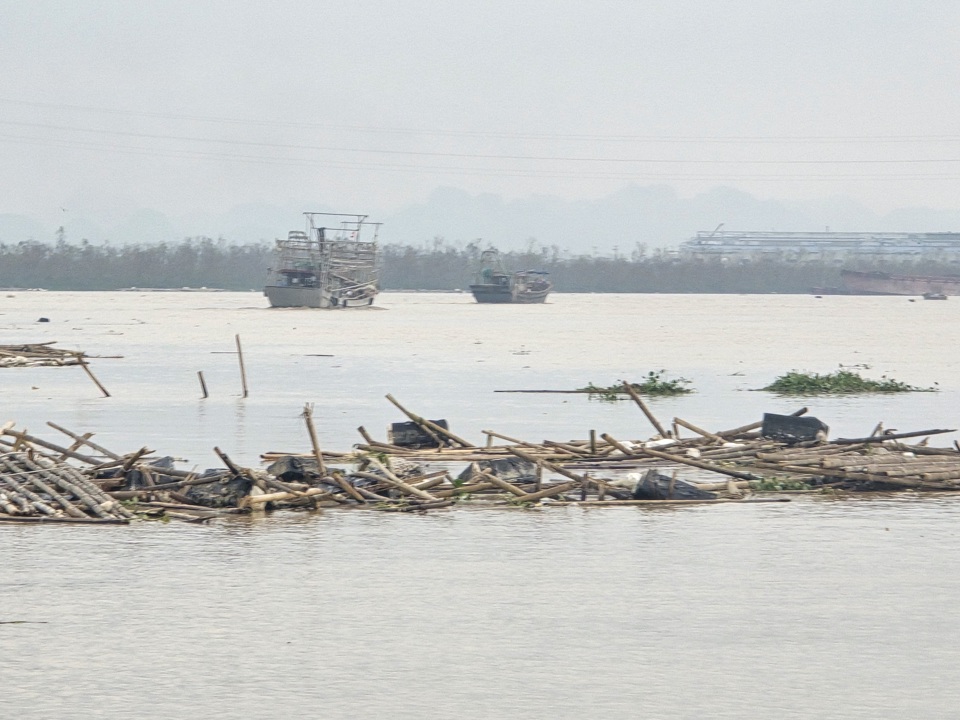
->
[4,185,960,254]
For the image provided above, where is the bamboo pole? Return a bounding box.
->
[673,417,724,443]
[482,430,550,451]
[75,353,110,397]
[546,498,791,507]
[46,421,122,461]
[385,394,474,448]
[433,481,497,498]
[1,427,103,465]
[330,470,367,503]
[365,458,442,502]
[716,407,807,438]
[57,432,94,462]
[478,472,528,497]
[512,481,578,503]
[620,380,669,438]
[302,404,327,477]
[507,447,591,486]
[609,435,761,482]
[121,447,150,473]
[543,440,591,456]
[213,446,243,477]
[235,334,248,398]
[241,487,331,507]
[197,371,209,399]
[0,515,128,524]
[835,429,955,445]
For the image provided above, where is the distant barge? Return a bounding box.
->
[839,269,960,297]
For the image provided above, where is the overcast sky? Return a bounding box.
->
[2,1,960,231]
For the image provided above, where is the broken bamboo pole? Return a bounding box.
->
[75,353,110,397]
[620,380,670,438]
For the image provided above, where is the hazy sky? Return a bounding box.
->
[2,1,960,229]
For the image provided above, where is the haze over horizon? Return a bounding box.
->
[3,1,960,252]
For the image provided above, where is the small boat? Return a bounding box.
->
[264,213,381,308]
[923,292,948,300]
[469,249,551,304]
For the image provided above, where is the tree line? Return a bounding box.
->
[0,236,957,293]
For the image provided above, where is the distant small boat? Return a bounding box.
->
[922,292,948,300]
[264,212,381,309]
[469,249,551,304]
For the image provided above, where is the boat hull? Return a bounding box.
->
[264,285,376,308]
[469,284,550,304]
[841,270,960,296]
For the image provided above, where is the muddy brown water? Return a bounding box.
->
[2,291,960,718]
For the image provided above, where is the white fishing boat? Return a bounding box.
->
[264,213,381,308]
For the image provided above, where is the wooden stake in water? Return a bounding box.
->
[75,353,110,397]
[235,334,248,398]
[197,371,209,399]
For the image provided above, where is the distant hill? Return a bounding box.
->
[4,184,960,254]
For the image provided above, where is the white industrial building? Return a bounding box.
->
[679,231,960,263]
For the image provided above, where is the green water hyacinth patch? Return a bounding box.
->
[761,370,936,395]
[580,371,693,401]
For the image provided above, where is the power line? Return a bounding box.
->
[2,132,960,181]
[1,97,960,144]
[1,118,959,165]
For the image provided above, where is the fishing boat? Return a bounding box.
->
[469,249,551,304]
[264,213,381,308]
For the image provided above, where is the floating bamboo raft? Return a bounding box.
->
[0,452,133,523]
[3,386,960,525]
[0,342,114,396]
[0,343,91,367]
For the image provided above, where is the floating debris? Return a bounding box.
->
[0,451,132,523]
[0,343,91,368]
[4,392,960,526]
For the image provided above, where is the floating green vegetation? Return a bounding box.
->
[760,370,936,395]
[579,370,693,401]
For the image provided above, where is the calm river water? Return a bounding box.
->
[2,291,960,718]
